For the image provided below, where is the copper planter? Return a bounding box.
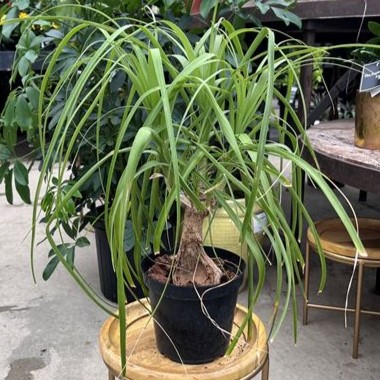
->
[355,91,380,150]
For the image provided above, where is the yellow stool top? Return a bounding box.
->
[307,217,380,261]
[99,298,268,380]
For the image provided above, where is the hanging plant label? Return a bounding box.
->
[359,60,380,97]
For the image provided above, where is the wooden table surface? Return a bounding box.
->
[304,119,380,194]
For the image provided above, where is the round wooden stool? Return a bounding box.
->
[303,217,380,359]
[99,298,269,380]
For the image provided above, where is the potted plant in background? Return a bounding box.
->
[0,0,192,301]
[0,0,58,120]
[0,1,368,377]
[0,0,31,69]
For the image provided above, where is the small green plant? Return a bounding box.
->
[352,21,380,63]
[197,0,301,28]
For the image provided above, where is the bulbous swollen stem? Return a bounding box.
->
[172,201,223,286]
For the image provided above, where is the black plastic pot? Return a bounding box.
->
[94,225,145,303]
[142,247,245,364]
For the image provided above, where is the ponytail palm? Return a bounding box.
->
[28,12,366,372]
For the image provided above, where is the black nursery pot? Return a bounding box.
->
[94,222,175,303]
[142,247,245,364]
[94,225,145,303]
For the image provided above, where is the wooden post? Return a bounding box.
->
[297,20,316,127]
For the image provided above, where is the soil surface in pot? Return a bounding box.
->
[147,254,238,285]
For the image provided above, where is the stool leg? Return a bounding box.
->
[353,263,364,359]
[261,354,269,380]
[358,190,367,202]
[303,242,311,325]
[108,370,115,380]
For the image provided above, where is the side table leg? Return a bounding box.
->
[358,190,367,202]
[261,355,269,380]
[375,268,380,295]
[303,243,311,325]
[353,263,364,359]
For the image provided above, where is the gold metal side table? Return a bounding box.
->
[303,217,380,359]
[99,298,269,380]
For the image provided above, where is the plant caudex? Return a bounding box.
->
[2,6,367,372]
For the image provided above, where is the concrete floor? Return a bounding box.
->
[1,164,380,380]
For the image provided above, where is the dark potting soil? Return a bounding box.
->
[147,254,238,286]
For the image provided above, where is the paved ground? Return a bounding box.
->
[1,163,380,379]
